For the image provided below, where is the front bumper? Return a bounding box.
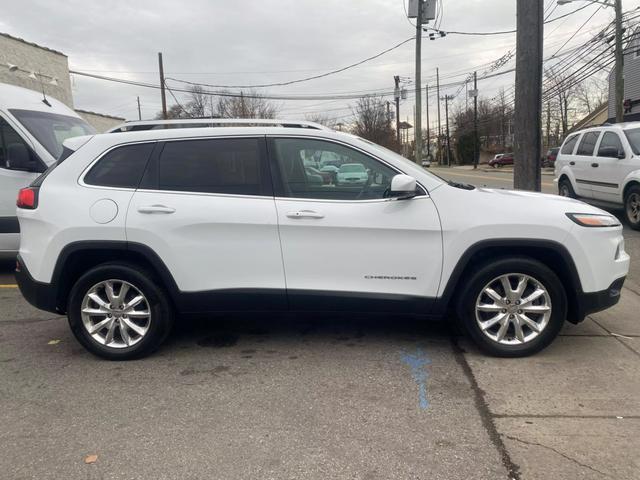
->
[572,276,625,322]
[15,254,60,314]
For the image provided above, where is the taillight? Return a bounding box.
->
[17,187,38,209]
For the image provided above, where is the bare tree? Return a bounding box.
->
[215,90,280,119]
[305,113,337,129]
[187,85,211,118]
[351,96,396,150]
[574,78,607,116]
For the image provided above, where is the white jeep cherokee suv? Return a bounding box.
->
[555,122,640,229]
[15,123,629,359]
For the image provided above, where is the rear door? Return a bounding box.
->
[573,130,601,199]
[268,136,443,313]
[126,136,286,311]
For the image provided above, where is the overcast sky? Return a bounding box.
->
[2,0,638,124]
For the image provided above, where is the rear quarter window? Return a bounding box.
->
[84,143,155,189]
[560,134,579,155]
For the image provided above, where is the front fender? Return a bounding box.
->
[622,169,640,197]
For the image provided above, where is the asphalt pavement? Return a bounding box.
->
[0,169,638,479]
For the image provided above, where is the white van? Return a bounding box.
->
[0,83,95,256]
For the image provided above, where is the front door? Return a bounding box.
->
[0,115,43,252]
[589,131,626,202]
[126,136,286,311]
[268,136,443,313]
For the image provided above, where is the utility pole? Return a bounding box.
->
[514,0,543,192]
[137,96,141,120]
[615,0,624,122]
[158,52,167,120]
[444,95,452,167]
[414,0,423,163]
[394,76,401,147]
[436,68,442,164]
[426,84,430,157]
[473,71,479,169]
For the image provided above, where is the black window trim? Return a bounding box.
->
[79,140,158,191]
[136,135,274,198]
[266,135,428,202]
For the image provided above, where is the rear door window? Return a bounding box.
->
[575,131,600,156]
[154,137,271,196]
[84,143,155,188]
[560,134,579,155]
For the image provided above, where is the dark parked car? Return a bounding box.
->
[543,147,559,168]
[488,153,514,168]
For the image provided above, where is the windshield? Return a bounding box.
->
[9,109,96,159]
[624,128,640,155]
[340,164,365,172]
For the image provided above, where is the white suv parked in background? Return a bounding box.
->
[555,122,640,229]
[15,122,629,359]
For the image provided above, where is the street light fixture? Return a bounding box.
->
[557,0,624,122]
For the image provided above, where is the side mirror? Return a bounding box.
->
[389,174,417,199]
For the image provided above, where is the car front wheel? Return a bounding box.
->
[625,185,640,230]
[67,263,173,360]
[457,257,567,357]
[558,178,576,198]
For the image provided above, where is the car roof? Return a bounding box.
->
[0,82,82,117]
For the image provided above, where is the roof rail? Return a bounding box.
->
[107,118,331,133]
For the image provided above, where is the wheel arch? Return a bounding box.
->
[435,239,584,324]
[622,176,640,200]
[51,241,180,314]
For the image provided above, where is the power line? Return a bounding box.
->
[166,36,416,89]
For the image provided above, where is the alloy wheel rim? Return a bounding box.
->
[627,193,640,223]
[475,273,552,346]
[80,280,151,349]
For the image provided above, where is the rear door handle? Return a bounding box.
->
[569,161,575,165]
[286,210,324,219]
[591,163,599,168]
[137,205,176,214]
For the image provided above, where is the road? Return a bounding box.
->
[0,168,638,479]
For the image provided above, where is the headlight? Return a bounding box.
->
[566,213,621,227]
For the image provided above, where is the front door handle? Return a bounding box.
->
[591,163,599,168]
[138,205,176,214]
[286,210,324,219]
[569,161,575,165]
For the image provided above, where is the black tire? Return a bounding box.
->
[67,262,173,360]
[624,184,640,230]
[456,257,567,357]
[558,177,576,199]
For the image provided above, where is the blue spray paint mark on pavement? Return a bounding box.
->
[401,348,432,410]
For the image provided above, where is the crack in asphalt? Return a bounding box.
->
[450,336,521,480]
[503,434,612,478]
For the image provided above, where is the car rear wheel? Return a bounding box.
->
[624,185,640,230]
[558,178,576,198]
[457,257,567,357]
[67,263,173,360]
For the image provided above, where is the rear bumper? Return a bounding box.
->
[15,254,60,314]
[573,276,625,322]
